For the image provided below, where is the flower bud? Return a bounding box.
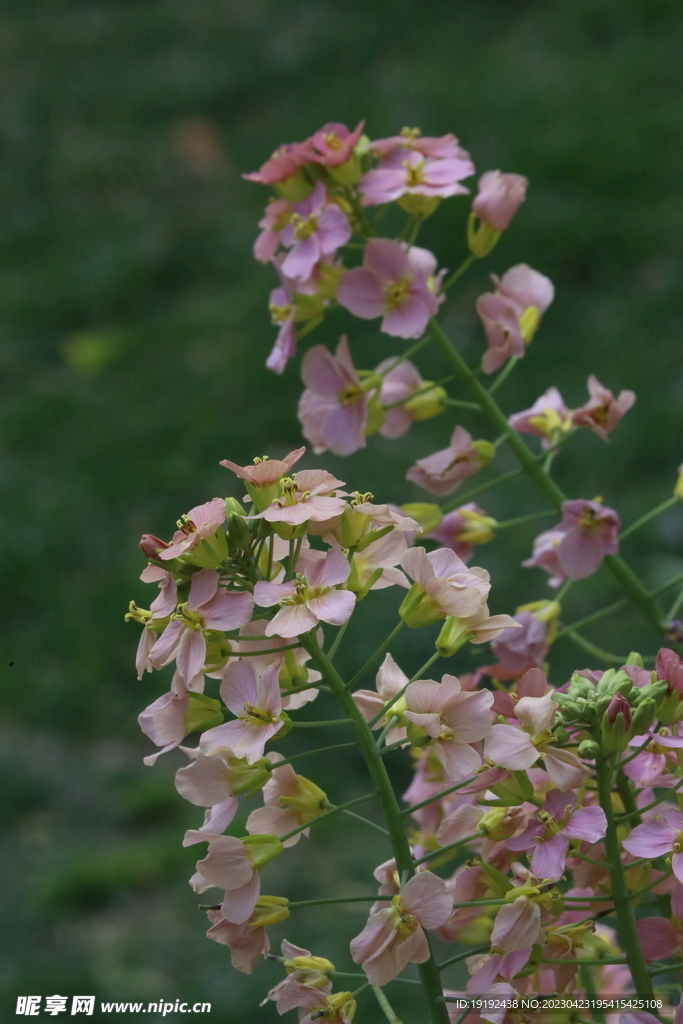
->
[630,698,656,736]
[674,462,683,501]
[626,651,644,668]
[139,534,169,559]
[227,511,252,552]
[225,497,247,517]
[187,529,229,569]
[601,697,630,753]
[472,439,496,465]
[655,690,683,726]
[282,953,336,988]
[185,692,224,733]
[400,503,443,535]
[403,383,448,421]
[455,509,498,545]
[607,693,632,728]
[577,739,600,759]
[274,171,314,203]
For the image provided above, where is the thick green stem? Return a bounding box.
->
[300,632,450,1024]
[595,754,654,996]
[372,985,403,1023]
[428,318,666,638]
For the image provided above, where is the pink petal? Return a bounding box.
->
[485,724,537,770]
[635,917,681,962]
[197,836,252,890]
[562,806,607,843]
[254,580,296,608]
[336,267,386,319]
[435,739,482,781]
[266,603,319,638]
[382,293,431,340]
[220,659,258,715]
[307,589,356,627]
[622,819,677,859]
[530,833,568,880]
[177,629,207,682]
[188,569,219,611]
[301,344,347,396]
[201,590,254,631]
[175,752,232,806]
[491,898,541,951]
[402,871,453,928]
[220,872,261,925]
[308,548,352,589]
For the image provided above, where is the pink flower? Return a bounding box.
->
[522,528,567,589]
[622,805,683,883]
[490,897,543,952]
[220,446,304,502]
[506,791,607,880]
[485,693,589,792]
[243,141,311,189]
[491,612,549,672]
[138,690,190,766]
[508,387,571,447]
[246,756,327,846]
[149,570,254,684]
[205,907,270,974]
[400,545,490,625]
[254,548,355,637]
[359,145,474,205]
[307,120,365,167]
[375,357,433,439]
[337,238,442,339]
[621,725,683,787]
[234,620,322,711]
[248,470,346,529]
[175,749,242,838]
[297,336,371,456]
[253,197,291,263]
[195,834,283,924]
[635,883,683,961]
[260,939,334,1013]
[283,988,357,1024]
[343,528,411,598]
[200,661,284,762]
[471,171,528,231]
[656,648,683,696]
[404,674,494,781]
[425,503,495,563]
[278,183,351,282]
[369,129,471,161]
[406,426,493,496]
[476,264,554,374]
[555,499,620,579]
[353,653,409,745]
[350,871,452,985]
[572,375,636,441]
[158,498,226,561]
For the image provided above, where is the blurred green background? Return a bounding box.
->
[2,0,682,1020]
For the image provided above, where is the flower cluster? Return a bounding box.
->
[124,116,683,1023]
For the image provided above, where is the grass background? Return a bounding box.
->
[2,0,682,1019]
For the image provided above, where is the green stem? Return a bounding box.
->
[487,356,518,396]
[289,718,354,728]
[346,620,407,690]
[278,792,378,843]
[619,495,679,541]
[437,944,490,971]
[414,831,485,865]
[400,775,485,816]
[564,630,628,664]
[368,650,443,728]
[428,317,667,638]
[288,895,378,909]
[617,774,683,821]
[268,742,357,768]
[441,468,523,513]
[555,599,628,639]
[494,509,557,531]
[299,633,450,1024]
[443,397,482,410]
[372,985,403,1023]
[375,715,400,751]
[444,253,475,291]
[341,808,390,837]
[327,619,350,660]
[595,753,654,996]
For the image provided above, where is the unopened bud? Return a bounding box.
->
[403,383,448,421]
[249,895,289,927]
[577,739,600,759]
[630,698,656,736]
[400,503,443,535]
[227,511,252,551]
[472,439,496,465]
[626,651,644,668]
[139,534,169,559]
[607,694,632,728]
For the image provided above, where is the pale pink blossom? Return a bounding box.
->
[404,674,494,781]
[278,183,351,282]
[205,907,270,973]
[622,805,683,883]
[572,375,636,441]
[400,545,490,624]
[200,661,284,762]
[621,725,683,787]
[175,748,240,839]
[472,171,528,231]
[466,949,532,992]
[265,279,297,374]
[159,498,226,561]
[477,264,554,374]
[344,529,410,598]
[522,528,567,589]
[485,693,589,792]
[635,883,683,961]
[260,938,334,1013]
[284,988,356,1024]
[376,357,427,438]
[195,834,282,924]
[508,387,571,446]
[249,470,346,528]
[491,612,549,671]
[360,145,474,205]
[149,570,254,684]
[555,499,620,579]
[656,647,683,696]
[337,238,442,339]
[254,548,355,637]
[350,871,452,984]
[134,564,178,679]
[490,896,543,952]
[246,756,326,847]
[138,690,190,766]
[506,790,607,879]
[307,120,365,166]
[434,864,490,942]
[425,503,493,563]
[406,426,491,496]
[234,620,322,711]
[243,141,311,187]
[370,130,471,161]
[253,197,291,263]
[297,336,371,456]
[353,653,410,745]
